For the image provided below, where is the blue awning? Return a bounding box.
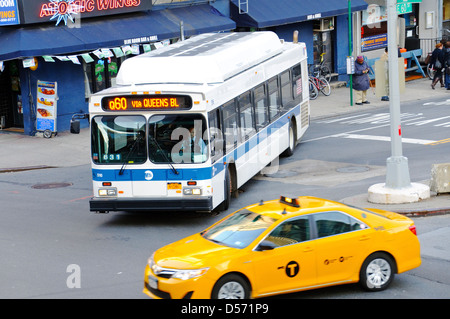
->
[0,4,236,61]
[230,0,368,28]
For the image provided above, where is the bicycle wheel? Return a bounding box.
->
[318,76,331,96]
[309,79,318,100]
[320,65,332,82]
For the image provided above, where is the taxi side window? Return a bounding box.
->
[314,211,366,238]
[265,217,310,247]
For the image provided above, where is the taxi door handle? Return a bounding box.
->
[303,246,314,252]
[359,235,370,241]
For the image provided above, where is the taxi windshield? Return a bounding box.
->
[201,210,276,249]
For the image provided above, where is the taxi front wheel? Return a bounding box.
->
[211,274,250,299]
[359,252,395,292]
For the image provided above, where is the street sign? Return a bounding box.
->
[397,2,412,14]
[396,0,421,3]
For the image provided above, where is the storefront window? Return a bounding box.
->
[361,4,388,52]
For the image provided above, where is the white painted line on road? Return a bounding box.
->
[423,99,450,106]
[332,133,437,145]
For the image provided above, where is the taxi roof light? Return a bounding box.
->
[280,196,300,208]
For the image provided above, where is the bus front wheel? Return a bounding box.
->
[282,121,296,157]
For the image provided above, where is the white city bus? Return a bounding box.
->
[84,32,310,213]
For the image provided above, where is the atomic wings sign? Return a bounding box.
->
[19,0,151,25]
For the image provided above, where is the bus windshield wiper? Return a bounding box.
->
[119,133,143,176]
[148,134,179,175]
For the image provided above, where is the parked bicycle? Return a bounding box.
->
[309,53,332,82]
[309,75,331,100]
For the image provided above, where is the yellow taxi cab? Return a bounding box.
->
[143,196,421,299]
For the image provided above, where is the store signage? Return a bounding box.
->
[0,0,20,25]
[101,95,192,112]
[19,0,151,25]
[362,33,388,52]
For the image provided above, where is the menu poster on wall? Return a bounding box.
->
[36,80,57,133]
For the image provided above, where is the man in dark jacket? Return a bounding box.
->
[353,56,371,105]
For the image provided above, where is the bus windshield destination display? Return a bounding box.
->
[102,95,192,111]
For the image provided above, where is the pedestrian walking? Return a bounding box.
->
[431,43,444,89]
[379,47,402,101]
[444,41,450,90]
[353,55,371,105]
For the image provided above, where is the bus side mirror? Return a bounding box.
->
[70,119,80,134]
[70,113,89,134]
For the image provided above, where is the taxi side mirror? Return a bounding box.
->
[256,240,277,251]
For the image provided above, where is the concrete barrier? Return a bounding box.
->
[430,163,450,194]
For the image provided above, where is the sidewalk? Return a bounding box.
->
[1,77,449,216]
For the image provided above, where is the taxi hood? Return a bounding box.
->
[154,234,237,269]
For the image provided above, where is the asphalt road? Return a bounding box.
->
[0,96,449,300]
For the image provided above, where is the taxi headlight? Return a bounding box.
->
[171,268,209,280]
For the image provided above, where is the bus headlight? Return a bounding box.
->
[183,187,202,195]
[98,188,117,196]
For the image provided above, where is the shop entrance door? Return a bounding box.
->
[313,30,334,74]
[0,61,23,132]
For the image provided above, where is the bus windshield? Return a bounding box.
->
[91,115,147,164]
[148,113,208,164]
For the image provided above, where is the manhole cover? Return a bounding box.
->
[31,182,73,189]
[336,166,370,173]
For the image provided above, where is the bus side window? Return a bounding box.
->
[208,109,223,163]
[280,70,293,112]
[222,99,238,152]
[253,84,269,130]
[268,77,280,121]
[292,63,303,104]
[237,91,256,141]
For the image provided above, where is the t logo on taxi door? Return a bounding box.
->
[285,261,300,277]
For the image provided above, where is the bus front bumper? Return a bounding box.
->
[89,196,213,213]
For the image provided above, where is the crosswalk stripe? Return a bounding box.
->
[332,133,437,145]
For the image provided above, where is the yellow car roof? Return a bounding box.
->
[244,196,348,219]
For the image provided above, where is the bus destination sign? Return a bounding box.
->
[102,95,192,111]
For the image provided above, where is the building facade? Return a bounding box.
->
[0,0,234,135]
[0,0,444,135]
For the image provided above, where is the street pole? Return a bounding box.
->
[385,0,411,188]
[368,0,429,204]
[348,0,353,106]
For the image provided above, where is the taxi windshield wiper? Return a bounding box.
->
[148,134,179,175]
[119,132,143,176]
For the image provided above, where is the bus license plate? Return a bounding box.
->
[148,276,158,290]
[167,182,182,190]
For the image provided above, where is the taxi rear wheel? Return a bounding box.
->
[211,274,250,299]
[359,252,395,292]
